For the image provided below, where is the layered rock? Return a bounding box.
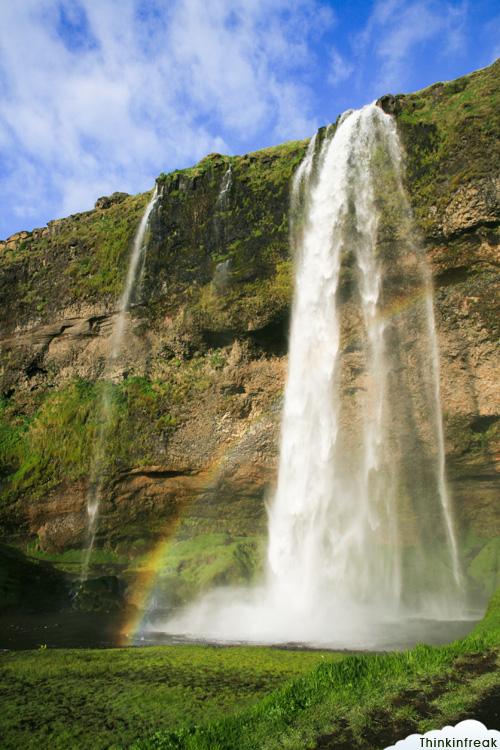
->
[0,61,498,604]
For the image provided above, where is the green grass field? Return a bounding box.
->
[133,593,499,750]
[1,592,498,750]
[0,644,339,750]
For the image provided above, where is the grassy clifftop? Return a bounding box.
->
[396,58,500,235]
[1,61,498,326]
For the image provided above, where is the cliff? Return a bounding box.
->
[0,60,498,607]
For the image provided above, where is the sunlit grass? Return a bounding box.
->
[0,644,339,750]
[132,590,500,750]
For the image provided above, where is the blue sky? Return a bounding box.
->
[0,0,498,238]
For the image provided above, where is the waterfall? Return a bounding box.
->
[152,104,467,647]
[80,186,159,582]
[109,188,160,360]
[267,104,463,618]
[216,165,233,209]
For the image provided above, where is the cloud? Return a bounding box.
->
[328,47,354,87]
[384,719,500,749]
[1,0,492,239]
[482,13,500,63]
[0,0,331,237]
[355,0,468,92]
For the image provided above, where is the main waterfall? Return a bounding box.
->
[152,104,466,647]
[267,103,462,620]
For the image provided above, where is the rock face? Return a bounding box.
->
[94,192,130,210]
[0,61,498,605]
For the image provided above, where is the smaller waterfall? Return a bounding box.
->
[213,164,233,255]
[110,190,159,360]
[216,165,233,209]
[292,133,316,194]
[80,186,159,582]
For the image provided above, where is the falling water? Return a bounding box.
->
[267,104,463,619]
[216,165,233,209]
[109,187,160,359]
[150,104,467,647]
[80,186,159,581]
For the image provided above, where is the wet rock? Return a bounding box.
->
[377,93,401,115]
[37,512,86,552]
[0,544,69,613]
[440,177,500,237]
[72,575,126,613]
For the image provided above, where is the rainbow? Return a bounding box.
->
[119,461,220,645]
[119,410,277,644]
[120,284,432,644]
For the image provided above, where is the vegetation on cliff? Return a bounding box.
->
[0,60,498,601]
[0,192,150,328]
[396,59,499,236]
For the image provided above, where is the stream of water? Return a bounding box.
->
[149,104,468,648]
[80,187,160,582]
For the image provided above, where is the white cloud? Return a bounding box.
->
[328,47,354,87]
[355,0,468,92]
[0,0,330,237]
[385,719,500,749]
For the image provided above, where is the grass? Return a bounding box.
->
[396,59,500,232]
[156,138,307,190]
[468,539,500,597]
[0,644,338,750]
[131,590,500,750]
[0,373,203,505]
[1,192,150,307]
[25,541,130,570]
[143,533,265,606]
[192,257,293,333]
[0,592,498,749]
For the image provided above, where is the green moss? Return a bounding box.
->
[0,398,28,480]
[469,539,500,597]
[0,192,151,331]
[396,60,500,231]
[62,193,152,299]
[193,258,293,332]
[240,139,308,191]
[145,134,307,340]
[150,533,265,605]
[158,153,232,185]
[157,139,306,191]
[24,541,128,568]
[0,644,336,750]
[8,380,97,496]
[0,376,188,505]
